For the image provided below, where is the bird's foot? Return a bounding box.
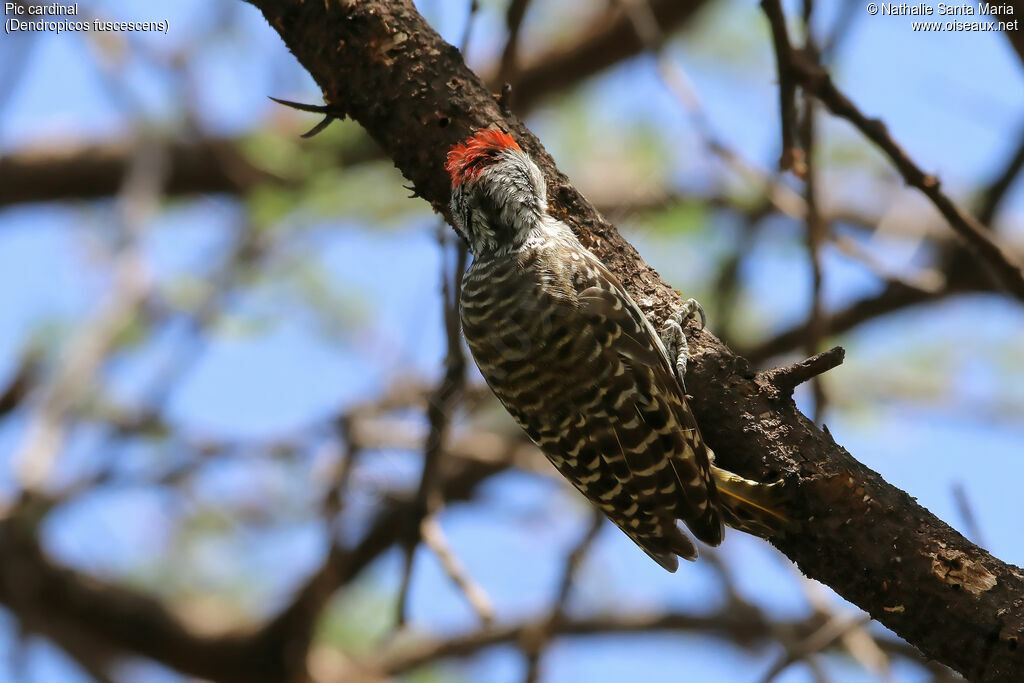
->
[659,298,706,390]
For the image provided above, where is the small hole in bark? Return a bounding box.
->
[1008,637,1019,651]
[438,117,450,128]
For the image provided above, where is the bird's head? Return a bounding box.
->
[446,129,548,257]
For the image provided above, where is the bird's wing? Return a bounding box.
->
[572,260,723,550]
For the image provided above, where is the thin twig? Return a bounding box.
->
[392,0,478,614]
[554,511,605,608]
[616,0,807,220]
[951,482,987,549]
[828,233,945,294]
[758,346,845,399]
[799,4,827,423]
[700,548,761,616]
[743,134,1024,362]
[977,120,1024,226]
[796,575,892,680]
[375,607,928,678]
[323,415,362,527]
[800,115,827,420]
[818,0,860,61]
[421,515,495,625]
[711,218,766,345]
[13,139,164,490]
[760,0,1024,301]
[458,0,479,57]
[522,510,604,683]
[396,228,469,628]
[760,612,872,682]
[497,0,532,86]
[41,226,272,502]
[761,0,802,173]
[0,353,40,418]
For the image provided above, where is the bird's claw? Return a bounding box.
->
[674,298,706,331]
[659,298,708,391]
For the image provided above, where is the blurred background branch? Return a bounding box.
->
[0,0,1021,682]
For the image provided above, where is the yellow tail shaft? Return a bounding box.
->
[711,466,794,538]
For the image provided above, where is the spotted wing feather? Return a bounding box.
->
[574,261,723,548]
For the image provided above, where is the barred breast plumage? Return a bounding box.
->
[460,238,723,570]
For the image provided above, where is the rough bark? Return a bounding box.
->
[239,1,1024,680]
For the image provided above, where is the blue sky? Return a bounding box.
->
[0,0,1022,681]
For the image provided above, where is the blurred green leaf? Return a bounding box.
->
[317,585,395,654]
[638,201,708,235]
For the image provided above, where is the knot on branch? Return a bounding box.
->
[757,346,845,401]
[494,82,513,112]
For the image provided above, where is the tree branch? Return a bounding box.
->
[374,605,931,678]
[494,0,711,112]
[761,0,1024,302]
[396,232,469,628]
[0,437,515,683]
[758,346,845,400]
[761,0,801,172]
[0,139,295,208]
[226,1,1024,679]
[743,119,1024,364]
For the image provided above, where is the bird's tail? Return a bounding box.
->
[711,466,795,539]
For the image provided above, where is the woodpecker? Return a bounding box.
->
[446,129,785,571]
